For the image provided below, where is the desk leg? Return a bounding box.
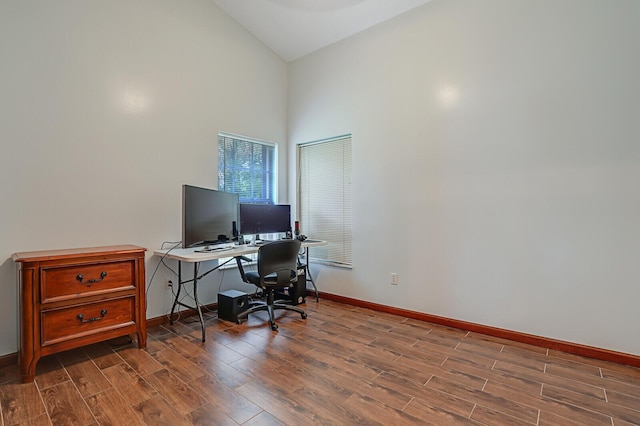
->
[169,261,183,325]
[193,263,206,342]
[306,249,319,302]
[168,261,206,342]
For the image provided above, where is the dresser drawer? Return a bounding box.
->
[41,260,135,303]
[41,296,136,346]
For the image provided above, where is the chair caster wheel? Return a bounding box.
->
[271,323,278,331]
[236,319,243,325]
[301,313,307,319]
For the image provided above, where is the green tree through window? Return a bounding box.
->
[218,133,277,204]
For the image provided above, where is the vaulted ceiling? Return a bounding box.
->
[211,0,432,62]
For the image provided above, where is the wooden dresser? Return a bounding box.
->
[12,245,147,383]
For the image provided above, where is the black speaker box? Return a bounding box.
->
[275,266,307,305]
[218,290,249,322]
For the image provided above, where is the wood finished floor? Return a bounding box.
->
[1,299,639,425]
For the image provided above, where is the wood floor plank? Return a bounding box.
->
[545,360,604,386]
[143,369,205,416]
[443,353,497,375]
[426,362,488,390]
[242,410,285,426]
[115,346,164,377]
[427,375,540,424]
[403,397,482,425]
[606,389,640,412]
[28,412,54,426]
[100,362,157,406]
[33,356,69,391]
[387,321,433,340]
[289,363,386,408]
[371,335,448,365]
[301,325,370,354]
[82,342,124,370]
[470,404,537,426]
[235,380,322,425]
[187,373,262,424]
[342,392,429,425]
[374,371,476,418]
[538,395,613,425]
[347,344,403,372]
[300,349,382,382]
[132,394,191,426]
[0,382,46,425]
[40,381,96,425]
[84,387,146,426]
[483,380,614,425]
[142,336,168,355]
[548,349,634,372]
[494,359,608,400]
[467,332,547,354]
[282,384,368,424]
[246,361,306,398]
[613,418,640,426]
[152,348,206,383]
[153,332,203,356]
[57,355,112,398]
[600,364,640,384]
[403,317,439,330]
[600,376,640,400]
[457,341,547,372]
[185,403,239,426]
[538,410,588,426]
[481,366,543,395]
[156,331,252,389]
[543,384,640,425]
[387,354,443,385]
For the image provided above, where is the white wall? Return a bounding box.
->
[0,0,287,356]
[288,0,640,355]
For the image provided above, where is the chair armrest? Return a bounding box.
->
[235,256,252,283]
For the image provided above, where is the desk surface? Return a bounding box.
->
[154,239,327,263]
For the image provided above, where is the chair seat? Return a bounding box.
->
[245,270,296,287]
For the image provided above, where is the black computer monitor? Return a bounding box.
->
[239,203,291,236]
[182,185,239,248]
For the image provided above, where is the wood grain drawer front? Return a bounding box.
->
[41,297,135,346]
[41,260,136,303]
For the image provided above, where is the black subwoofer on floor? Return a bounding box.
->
[217,290,249,322]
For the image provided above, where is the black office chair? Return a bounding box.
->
[236,239,307,330]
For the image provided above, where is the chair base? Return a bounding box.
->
[236,300,307,330]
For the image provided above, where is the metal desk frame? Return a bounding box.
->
[154,239,327,341]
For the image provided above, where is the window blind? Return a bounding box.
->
[298,135,352,266]
[218,133,276,204]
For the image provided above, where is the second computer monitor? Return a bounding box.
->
[239,203,291,236]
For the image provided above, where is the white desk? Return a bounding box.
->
[153,239,327,340]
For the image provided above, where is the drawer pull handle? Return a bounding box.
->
[76,271,107,284]
[77,309,108,323]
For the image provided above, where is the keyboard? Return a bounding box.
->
[194,244,234,253]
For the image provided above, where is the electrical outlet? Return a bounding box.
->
[390,272,398,285]
[165,277,173,290]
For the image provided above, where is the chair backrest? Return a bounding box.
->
[257,239,302,287]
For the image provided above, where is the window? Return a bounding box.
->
[218,132,277,204]
[298,135,352,267]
